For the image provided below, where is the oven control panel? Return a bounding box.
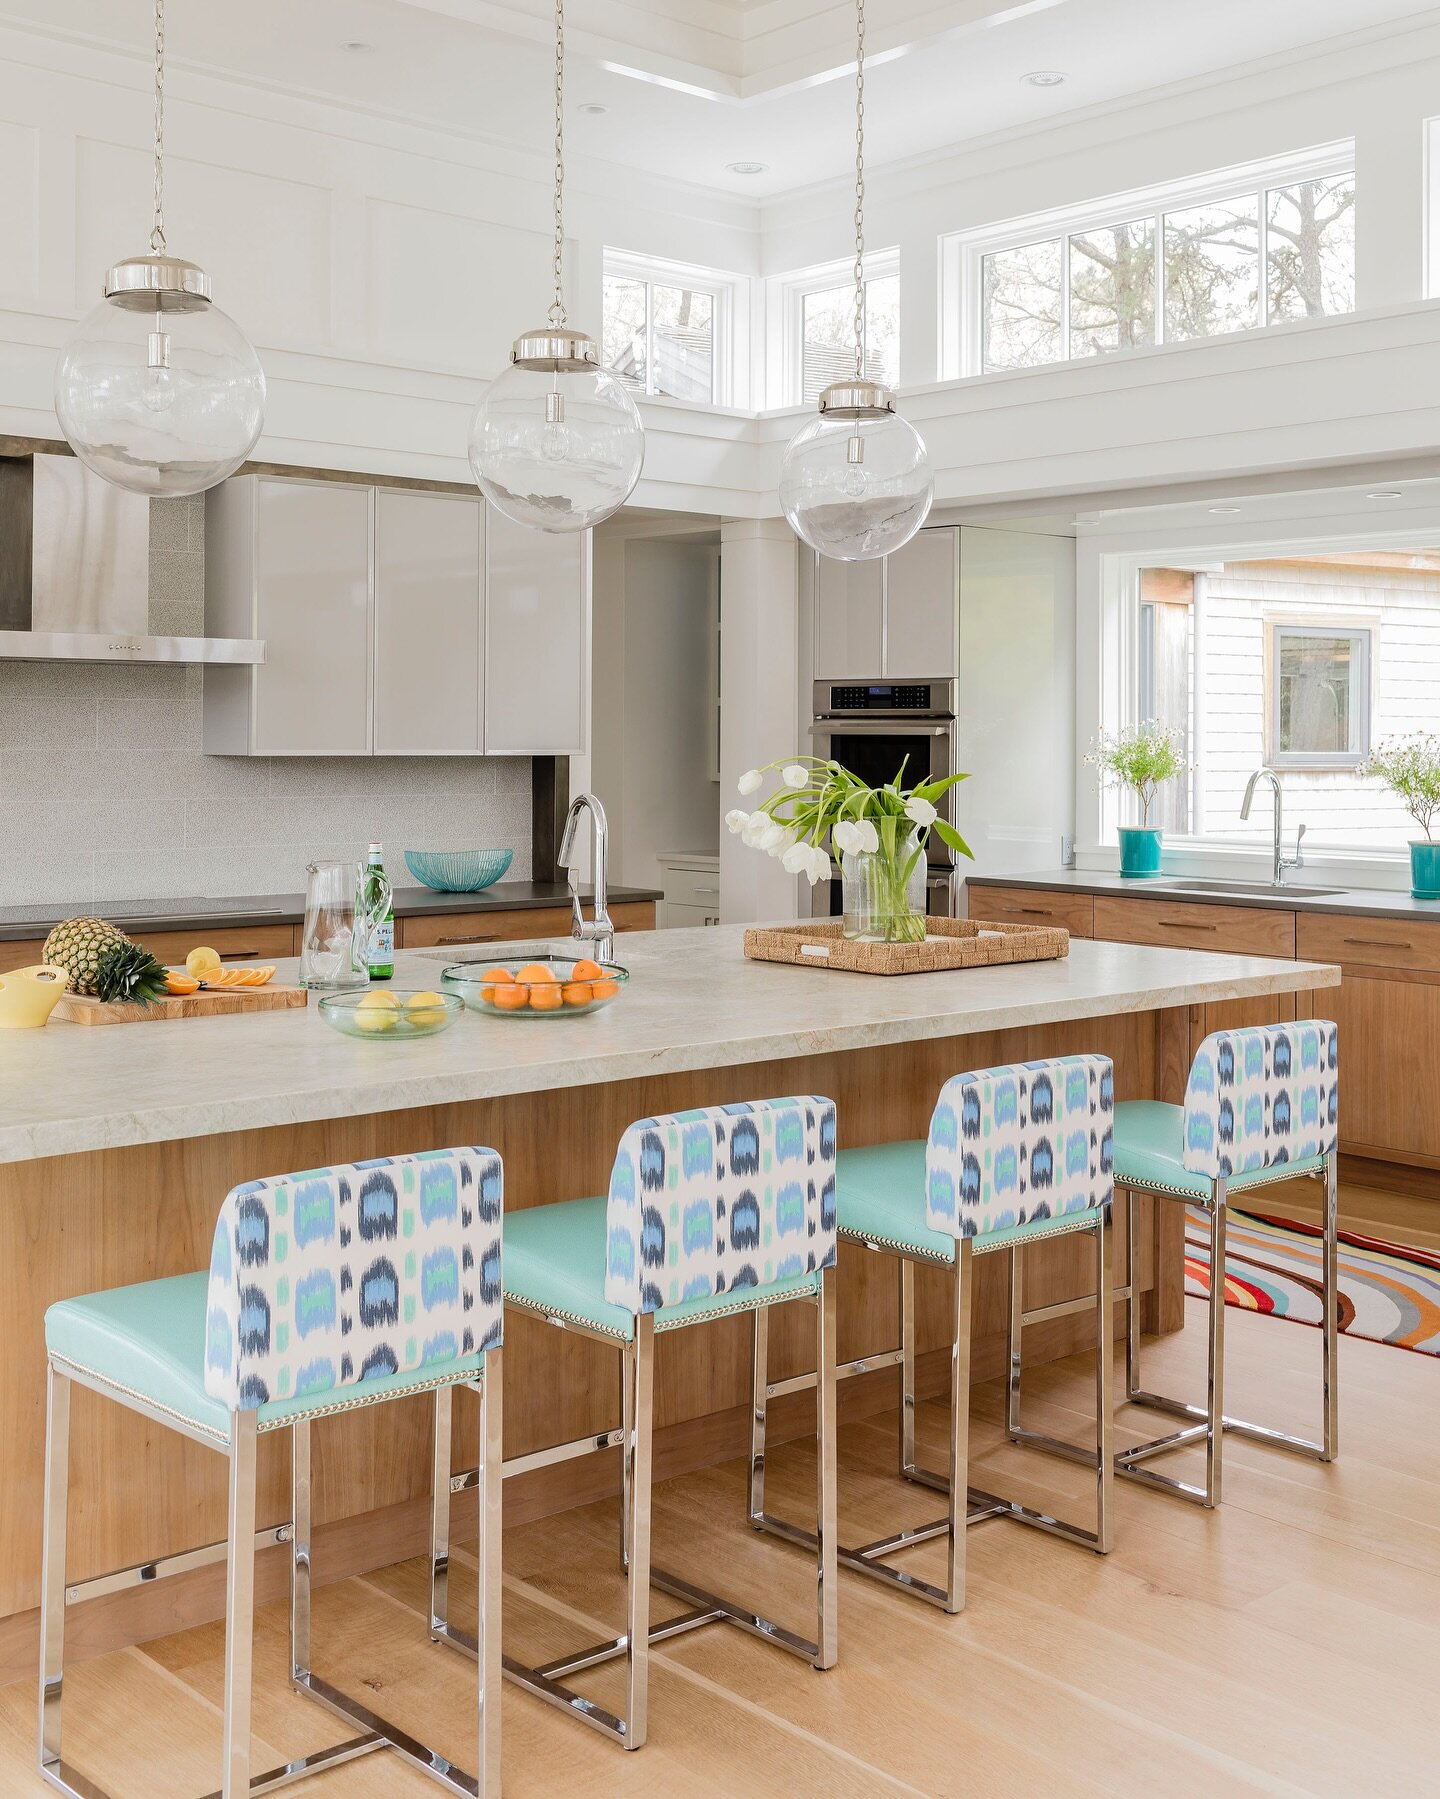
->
[826,683,934,712]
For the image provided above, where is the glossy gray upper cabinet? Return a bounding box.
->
[886,526,958,678]
[813,555,883,677]
[374,489,483,755]
[203,476,372,756]
[483,508,588,755]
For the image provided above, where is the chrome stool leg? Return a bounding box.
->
[1114,1152,1340,1507]
[38,1365,69,1790]
[494,1281,839,1750]
[221,1416,258,1799]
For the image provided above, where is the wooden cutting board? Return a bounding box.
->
[53,983,309,1026]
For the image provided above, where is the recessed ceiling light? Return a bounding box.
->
[578,102,608,116]
[727,161,769,176]
[341,41,375,53]
[1207,505,1241,515]
[1022,70,1066,88]
[1366,489,1403,499]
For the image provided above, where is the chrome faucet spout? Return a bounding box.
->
[1240,767,1304,886]
[560,793,614,963]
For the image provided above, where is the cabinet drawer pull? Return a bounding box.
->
[219,950,262,961]
[1344,936,1410,951]
[998,904,1047,916]
[437,933,500,946]
[691,886,721,896]
[1158,919,1217,933]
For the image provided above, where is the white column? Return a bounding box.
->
[719,518,804,925]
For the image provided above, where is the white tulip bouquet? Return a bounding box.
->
[727,755,972,942]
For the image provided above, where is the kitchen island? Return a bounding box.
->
[0,926,1339,1679]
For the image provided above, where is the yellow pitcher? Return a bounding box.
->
[0,964,69,1029]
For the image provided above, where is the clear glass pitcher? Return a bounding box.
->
[300,859,392,991]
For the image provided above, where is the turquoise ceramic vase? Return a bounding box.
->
[1118,826,1163,878]
[1411,840,1440,900]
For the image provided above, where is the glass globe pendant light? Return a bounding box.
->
[469,0,644,532]
[779,0,932,562]
[54,0,265,497]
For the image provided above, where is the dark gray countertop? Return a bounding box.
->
[967,867,1440,921]
[0,881,662,942]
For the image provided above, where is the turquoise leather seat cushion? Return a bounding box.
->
[1113,1099,1327,1200]
[502,1195,822,1340]
[46,1273,486,1444]
[836,1140,1104,1258]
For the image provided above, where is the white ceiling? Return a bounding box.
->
[2,0,1435,197]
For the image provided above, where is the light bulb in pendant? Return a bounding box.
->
[55,255,265,496]
[780,390,932,563]
[469,328,643,532]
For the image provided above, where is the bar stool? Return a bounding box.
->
[39,1148,505,1799]
[1102,1019,1340,1507]
[431,1096,839,1751]
[749,1055,1115,1614]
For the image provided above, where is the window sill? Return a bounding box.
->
[1075,839,1416,894]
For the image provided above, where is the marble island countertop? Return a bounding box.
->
[0,926,1338,1167]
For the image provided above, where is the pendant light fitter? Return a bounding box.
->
[468,0,645,532]
[54,0,266,497]
[778,0,933,562]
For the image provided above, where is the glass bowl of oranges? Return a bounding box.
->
[318,988,464,1040]
[441,953,628,1018]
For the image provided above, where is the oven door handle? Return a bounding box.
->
[808,721,951,736]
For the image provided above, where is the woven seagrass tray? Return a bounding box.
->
[742,916,1069,976]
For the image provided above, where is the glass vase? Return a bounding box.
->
[841,827,927,943]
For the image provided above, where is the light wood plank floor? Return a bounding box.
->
[2,1296,1436,1797]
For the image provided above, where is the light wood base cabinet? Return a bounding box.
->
[397,901,656,951]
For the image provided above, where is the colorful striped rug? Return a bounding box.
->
[1184,1205,1440,1357]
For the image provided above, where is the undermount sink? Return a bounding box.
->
[1161,879,1344,899]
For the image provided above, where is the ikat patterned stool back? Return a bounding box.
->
[1183,1020,1339,1181]
[204,1147,504,1411]
[925,1054,1115,1239]
[604,1097,838,1316]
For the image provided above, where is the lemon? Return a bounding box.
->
[406,990,449,1028]
[186,946,222,978]
[353,990,402,1034]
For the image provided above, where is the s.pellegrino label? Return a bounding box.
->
[364,841,395,979]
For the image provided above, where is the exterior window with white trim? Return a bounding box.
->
[773,251,900,406]
[1269,624,1372,769]
[602,250,741,405]
[943,146,1355,379]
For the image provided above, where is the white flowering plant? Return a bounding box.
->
[1358,734,1440,841]
[727,755,972,942]
[1084,720,1189,827]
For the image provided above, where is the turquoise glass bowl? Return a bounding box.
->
[403,849,514,892]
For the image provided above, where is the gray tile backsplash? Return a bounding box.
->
[0,500,532,909]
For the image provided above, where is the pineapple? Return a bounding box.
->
[93,943,170,1008]
[42,916,131,996]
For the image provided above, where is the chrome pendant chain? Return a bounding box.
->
[549,0,567,329]
[852,0,866,382]
[150,0,167,255]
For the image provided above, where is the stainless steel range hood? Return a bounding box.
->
[0,454,264,664]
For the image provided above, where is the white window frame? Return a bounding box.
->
[1074,490,1440,881]
[1266,619,1373,771]
[602,248,745,408]
[940,142,1355,381]
[769,249,901,408]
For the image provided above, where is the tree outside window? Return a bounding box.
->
[974,162,1355,374]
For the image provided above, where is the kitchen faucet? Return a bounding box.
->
[1240,767,1306,886]
[559,792,614,963]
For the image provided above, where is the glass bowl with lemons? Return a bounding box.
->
[318,987,464,1041]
